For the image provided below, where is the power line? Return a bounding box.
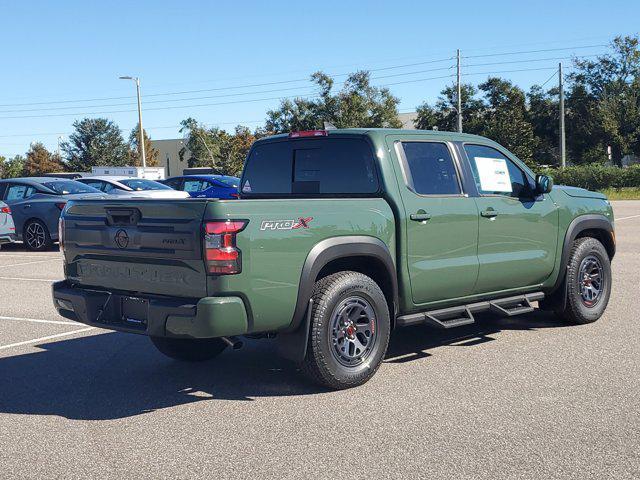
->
[0,57,455,109]
[463,53,601,68]
[539,70,558,88]
[464,44,607,59]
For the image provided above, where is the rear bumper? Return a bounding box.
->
[51,280,248,339]
[0,233,17,244]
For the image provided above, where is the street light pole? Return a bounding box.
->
[119,76,146,168]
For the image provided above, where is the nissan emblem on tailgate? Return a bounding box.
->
[114,229,130,249]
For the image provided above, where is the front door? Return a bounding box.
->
[463,144,559,294]
[388,136,480,306]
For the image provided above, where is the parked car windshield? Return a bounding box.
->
[119,179,172,191]
[42,181,99,195]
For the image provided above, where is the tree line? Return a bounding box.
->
[1,35,638,179]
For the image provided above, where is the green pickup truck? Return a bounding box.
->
[52,128,615,389]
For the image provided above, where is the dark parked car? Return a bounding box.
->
[162,175,240,199]
[0,177,102,251]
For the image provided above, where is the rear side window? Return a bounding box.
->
[400,142,460,195]
[241,138,379,196]
[183,179,205,193]
[5,184,35,200]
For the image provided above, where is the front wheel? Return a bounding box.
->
[23,219,53,251]
[301,271,391,390]
[150,337,227,362]
[556,237,612,324]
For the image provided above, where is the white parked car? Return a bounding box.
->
[0,200,17,247]
[76,176,190,199]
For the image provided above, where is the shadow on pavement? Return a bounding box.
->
[0,309,571,420]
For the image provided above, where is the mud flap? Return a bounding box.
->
[276,299,313,363]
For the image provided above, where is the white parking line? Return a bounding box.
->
[0,258,60,268]
[0,315,79,326]
[0,327,95,351]
[0,276,56,283]
[617,214,640,221]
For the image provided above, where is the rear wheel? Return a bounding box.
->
[556,237,612,324]
[301,271,391,390]
[150,337,227,362]
[23,219,53,252]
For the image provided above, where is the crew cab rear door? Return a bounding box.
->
[386,135,479,305]
[62,199,209,298]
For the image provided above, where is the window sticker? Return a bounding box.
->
[474,157,512,192]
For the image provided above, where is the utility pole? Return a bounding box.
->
[559,62,566,168]
[456,49,462,133]
[57,136,63,157]
[119,76,147,168]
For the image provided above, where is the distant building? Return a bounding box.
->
[398,112,418,129]
[151,138,192,177]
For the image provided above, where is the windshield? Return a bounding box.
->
[216,176,240,188]
[119,179,171,191]
[42,181,99,195]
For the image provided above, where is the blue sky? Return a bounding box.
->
[0,0,638,157]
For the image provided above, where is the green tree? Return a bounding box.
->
[266,71,402,133]
[527,85,560,165]
[415,84,484,133]
[0,155,26,178]
[568,35,640,165]
[128,124,159,167]
[62,118,129,171]
[178,119,255,175]
[478,77,538,166]
[24,142,63,176]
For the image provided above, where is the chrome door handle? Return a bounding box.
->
[480,209,498,218]
[410,213,432,221]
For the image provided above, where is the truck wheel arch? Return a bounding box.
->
[277,236,398,363]
[546,214,615,303]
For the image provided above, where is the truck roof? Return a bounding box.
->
[255,128,489,144]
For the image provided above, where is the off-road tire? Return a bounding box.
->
[301,271,391,390]
[23,219,53,252]
[150,337,227,362]
[557,237,612,324]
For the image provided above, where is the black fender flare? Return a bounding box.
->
[545,214,615,306]
[277,236,398,362]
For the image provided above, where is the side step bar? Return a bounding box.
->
[396,292,544,329]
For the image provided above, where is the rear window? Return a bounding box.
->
[119,179,171,191]
[241,138,379,196]
[216,176,240,188]
[42,181,98,195]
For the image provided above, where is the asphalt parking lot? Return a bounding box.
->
[0,202,638,479]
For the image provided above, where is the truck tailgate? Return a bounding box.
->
[62,199,209,298]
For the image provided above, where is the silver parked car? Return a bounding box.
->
[76,176,190,199]
[0,200,17,248]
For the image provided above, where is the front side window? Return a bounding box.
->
[464,144,531,198]
[400,142,460,195]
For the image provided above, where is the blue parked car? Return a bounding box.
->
[162,175,240,199]
[0,177,102,251]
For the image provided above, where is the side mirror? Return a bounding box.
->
[535,174,553,194]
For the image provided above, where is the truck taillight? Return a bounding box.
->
[1,206,11,214]
[204,220,247,275]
